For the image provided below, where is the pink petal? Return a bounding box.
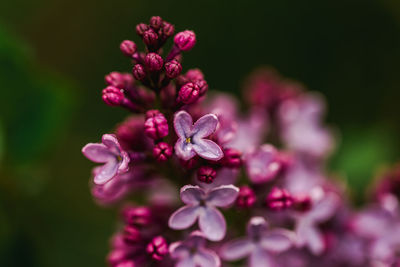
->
[309,193,339,222]
[102,134,122,155]
[192,113,219,139]
[82,143,114,163]
[260,229,294,253]
[192,139,223,161]
[181,185,205,205]
[169,205,200,230]
[94,158,119,184]
[176,257,196,267]
[297,219,324,255]
[174,110,193,138]
[169,242,190,259]
[195,248,221,267]
[175,139,196,161]
[220,238,254,261]
[206,185,239,207]
[198,207,226,241]
[117,150,130,173]
[249,247,276,267]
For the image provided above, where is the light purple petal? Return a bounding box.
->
[195,248,221,267]
[249,247,276,267]
[169,242,190,259]
[206,185,239,207]
[309,193,339,222]
[220,238,254,261]
[175,138,196,161]
[181,185,205,205]
[192,113,219,139]
[297,219,324,255]
[192,139,224,161]
[176,257,196,267]
[82,143,114,163]
[174,110,193,138]
[102,134,121,155]
[94,158,119,184]
[260,229,294,253]
[117,150,130,173]
[169,205,200,230]
[199,207,226,241]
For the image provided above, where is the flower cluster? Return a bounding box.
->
[82,16,400,266]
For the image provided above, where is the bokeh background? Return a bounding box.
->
[1,0,399,266]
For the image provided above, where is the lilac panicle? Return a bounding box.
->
[82,134,130,185]
[173,110,223,161]
[168,184,239,241]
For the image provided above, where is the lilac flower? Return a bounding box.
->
[244,144,282,183]
[293,187,340,255]
[82,134,130,184]
[173,110,223,161]
[169,231,220,267]
[168,184,239,241]
[220,216,294,267]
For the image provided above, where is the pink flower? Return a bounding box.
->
[220,217,294,267]
[168,184,239,241]
[173,110,223,161]
[169,231,220,267]
[82,134,130,184]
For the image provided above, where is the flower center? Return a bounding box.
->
[185,137,192,144]
[116,155,122,162]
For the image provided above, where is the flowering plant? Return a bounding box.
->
[82,16,400,266]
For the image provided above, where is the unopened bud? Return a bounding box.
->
[174,30,196,51]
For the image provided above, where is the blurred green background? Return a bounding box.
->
[0,0,399,266]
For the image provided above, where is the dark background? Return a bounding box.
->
[0,0,399,266]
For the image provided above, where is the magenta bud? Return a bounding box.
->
[102,86,124,106]
[164,59,182,79]
[236,186,256,208]
[153,142,173,162]
[144,110,169,140]
[120,40,137,57]
[197,166,217,184]
[195,79,209,96]
[123,225,141,244]
[174,30,196,51]
[115,260,136,267]
[220,148,242,168]
[162,22,175,37]
[123,206,152,226]
[178,82,200,104]
[136,23,149,36]
[132,64,146,81]
[293,194,312,212]
[146,236,168,261]
[105,72,125,88]
[149,16,163,30]
[145,53,163,72]
[266,187,293,211]
[143,29,159,47]
[186,69,204,81]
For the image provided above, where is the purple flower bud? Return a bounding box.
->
[120,40,137,57]
[162,22,175,38]
[143,29,159,47]
[105,72,125,88]
[266,187,293,211]
[144,110,169,140]
[164,59,182,79]
[136,23,149,36]
[292,194,312,212]
[107,249,127,266]
[132,64,146,81]
[149,16,163,30]
[174,30,196,51]
[115,260,136,267]
[178,82,200,104]
[195,79,208,96]
[153,142,173,162]
[123,206,152,226]
[123,225,141,244]
[186,69,204,81]
[102,86,124,106]
[146,236,168,261]
[145,53,163,72]
[197,166,217,184]
[220,148,242,168]
[236,185,256,208]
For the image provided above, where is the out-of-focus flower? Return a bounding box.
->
[169,231,220,267]
[173,110,223,161]
[82,134,130,184]
[266,187,293,211]
[168,184,239,241]
[220,216,294,267]
[236,186,256,208]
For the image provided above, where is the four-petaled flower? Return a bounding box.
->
[169,231,221,267]
[82,134,130,184]
[220,216,294,267]
[168,184,239,241]
[173,110,223,161]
